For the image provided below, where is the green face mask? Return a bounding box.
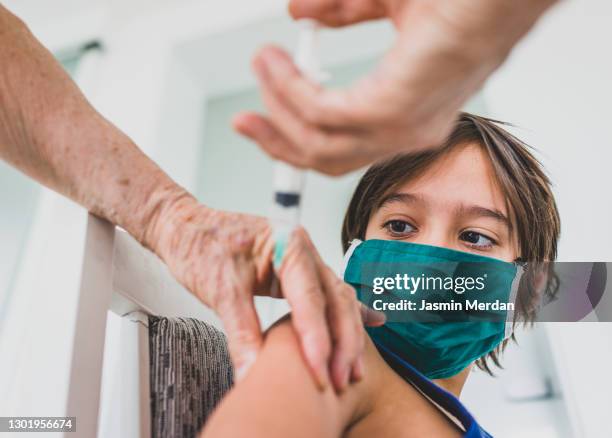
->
[342,239,523,379]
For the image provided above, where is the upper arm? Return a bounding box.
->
[200,316,358,438]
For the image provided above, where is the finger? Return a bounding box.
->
[297,233,364,391]
[253,55,328,154]
[232,112,306,167]
[300,235,386,329]
[254,46,356,127]
[252,63,334,171]
[319,265,365,392]
[215,238,265,381]
[350,303,385,382]
[279,227,331,390]
[233,110,368,175]
[253,57,371,175]
[299,234,373,389]
[219,293,264,381]
[360,302,386,327]
[304,241,387,333]
[259,45,404,127]
[288,0,387,27]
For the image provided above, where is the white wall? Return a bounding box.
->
[2,0,107,52]
[484,0,612,261]
[483,1,612,436]
[0,162,39,325]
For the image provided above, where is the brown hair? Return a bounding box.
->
[341,112,561,374]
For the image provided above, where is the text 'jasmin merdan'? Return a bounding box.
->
[372,299,514,312]
[372,274,487,295]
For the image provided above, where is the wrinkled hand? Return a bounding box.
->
[148,194,384,391]
[234,0,555,175]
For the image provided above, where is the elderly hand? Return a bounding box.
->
[146,193,384,391]
[234,0,556,175]
[0,2,384,394]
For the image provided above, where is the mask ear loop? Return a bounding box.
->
[340,239,362,278]
[504,261,526,339]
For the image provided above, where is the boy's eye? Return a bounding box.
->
[384,220,416,236]
[460,231,495,248]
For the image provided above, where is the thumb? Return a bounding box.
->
[218,295,264,381]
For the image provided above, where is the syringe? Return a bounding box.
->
[271,19,327,268]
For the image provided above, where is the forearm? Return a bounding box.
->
[0,5,191,249]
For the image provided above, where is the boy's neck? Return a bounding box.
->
[433,366,471,397]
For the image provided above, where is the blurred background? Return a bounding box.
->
[0,1,611,437]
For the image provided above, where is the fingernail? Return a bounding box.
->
[317,366,329,391]
[367,309,386,326]
[373,310,386,325]
[353,357,365,382]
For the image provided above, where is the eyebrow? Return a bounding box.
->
[378,192,512,230]
[378,192,423,208]
[456,205,512,230]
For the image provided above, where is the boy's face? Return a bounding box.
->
[365,142,519,262]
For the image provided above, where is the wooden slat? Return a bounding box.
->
[65,215,115,438]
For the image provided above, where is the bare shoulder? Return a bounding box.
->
[202,315,365,438]
[260,315,373,426]
[202,315,462,438]
[263,317,462,438]
[261,316,461,438]
[345,338,463,438]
